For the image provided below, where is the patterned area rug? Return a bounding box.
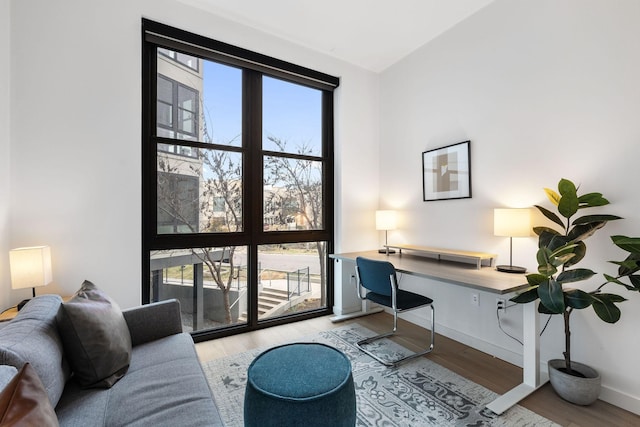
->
[201,323,559,427]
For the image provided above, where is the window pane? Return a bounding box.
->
[263,156,323,231]
[157,171,199,233]
[178,85,197,112]
[157,147,243,234]
[150,247,248,332]
[179,109,195,134]
[202,60,242,146]
[157,53,202,141]
[157,76,173,103]
[257,242,327,321]
[157,102,172,128]
[175,52,198,71]
[262,77,322,156]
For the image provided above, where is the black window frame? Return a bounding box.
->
[142,19,339,342]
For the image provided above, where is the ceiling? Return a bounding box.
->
[177,0,495,72]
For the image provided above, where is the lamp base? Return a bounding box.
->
[17,299,30,311]
[496,265,526,274]
[378,248,396,254]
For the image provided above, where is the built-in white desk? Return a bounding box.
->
[329,250,547,415]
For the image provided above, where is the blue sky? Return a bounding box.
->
[202,60,322,155]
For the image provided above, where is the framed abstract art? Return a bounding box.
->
[422,141,471,201]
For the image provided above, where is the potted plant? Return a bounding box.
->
[510,178,640,405]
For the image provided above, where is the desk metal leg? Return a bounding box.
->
[486,301,548,415]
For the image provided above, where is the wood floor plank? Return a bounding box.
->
[195,312,639,427]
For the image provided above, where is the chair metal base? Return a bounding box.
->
[356,305,435,367]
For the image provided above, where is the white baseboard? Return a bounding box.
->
[599,385,640,416]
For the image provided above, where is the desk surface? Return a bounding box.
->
[330,250,529,295]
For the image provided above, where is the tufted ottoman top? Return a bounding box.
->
[247,342,351,400]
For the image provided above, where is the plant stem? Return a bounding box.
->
[563,309,573,374]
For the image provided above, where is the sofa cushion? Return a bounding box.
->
[0,295,70,407]
[0,363,59,427]
[55,333,223,426]
[56,280,132,389]
[0,366,17,390]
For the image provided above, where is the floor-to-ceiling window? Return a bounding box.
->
[142,20,339,341]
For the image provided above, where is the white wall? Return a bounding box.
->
[0,0,10,306]
[379,0,640,413]
[6,0,378,307]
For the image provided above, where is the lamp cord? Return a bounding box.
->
[496,303,553,346]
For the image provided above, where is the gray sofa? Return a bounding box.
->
[0,294,223,426]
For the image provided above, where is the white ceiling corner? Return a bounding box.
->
[177,0,495,72]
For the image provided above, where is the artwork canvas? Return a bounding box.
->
[422,141,471,201]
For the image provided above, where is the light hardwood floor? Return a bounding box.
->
[195,312,639,427]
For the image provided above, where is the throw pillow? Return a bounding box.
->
[56,280,132,388]
[0,363,59,427]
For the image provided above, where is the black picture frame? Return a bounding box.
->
[422,141,471,202]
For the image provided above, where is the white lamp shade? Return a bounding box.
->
[375,210,397,231]
[494,208,532,237]
[9,246,53,290]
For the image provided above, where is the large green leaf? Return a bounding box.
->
[592,294,625,323]
[526,273,547,286]
[537,278,565,314]
[552,253,576,267]
[567,222,606,242]
[556,268,595,284]
[537,230,556,249]
[577,192,610,207]
[612,235,640,254]
[510,287,540,304]
[628,275,640,291]
[558,179,579,218]
[536,247,557,276]
[564,241,586,268]
[550,243,579,259]
[533,226,560,237]
[603,274,636,291]
[558,178,577,196]
[546,234,572,252]
[538,302,556,314]
[610,258,640,275]
[564,289,594,309]
[599,293,627,303]
[572,214,622,225]
[534,205,565,230]
[558,194,579,219]
[608,260,638,269]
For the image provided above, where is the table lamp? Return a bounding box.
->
[376,210,397,254]
[9,245,53,310]
[494,208,531,273]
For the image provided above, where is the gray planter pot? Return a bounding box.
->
[548,359,601,405]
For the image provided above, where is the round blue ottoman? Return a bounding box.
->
[244,342,356,427]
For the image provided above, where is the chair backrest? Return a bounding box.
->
[356,257,396,296]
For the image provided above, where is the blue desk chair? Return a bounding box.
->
[355,256,435,366]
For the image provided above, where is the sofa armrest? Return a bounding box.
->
[122,299,183,347]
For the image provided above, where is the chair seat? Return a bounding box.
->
[366,289,433,311]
